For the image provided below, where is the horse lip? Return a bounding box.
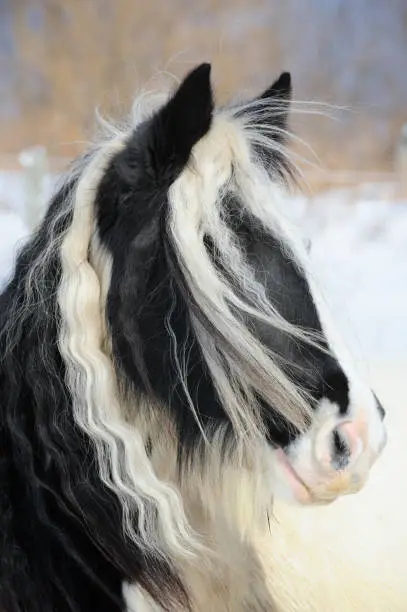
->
[275,448,315,503]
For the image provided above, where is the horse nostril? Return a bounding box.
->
[314,420,364,473]
[331,427,351,470]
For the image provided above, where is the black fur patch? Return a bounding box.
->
[97,110,349,454]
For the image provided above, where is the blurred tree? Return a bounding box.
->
[2,0,407,177]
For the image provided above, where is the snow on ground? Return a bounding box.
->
[286,188,407,361]
[1,170,406,364]
[0,169,55,288]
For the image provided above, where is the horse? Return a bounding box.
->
[0,64,386,612]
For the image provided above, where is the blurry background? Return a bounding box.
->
[1,0,407,364]
[3,0,407,177]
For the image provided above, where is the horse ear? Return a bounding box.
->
[253,72,292,139]
[149,63,214,176]
[259,71,292,102]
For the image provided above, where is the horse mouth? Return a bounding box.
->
[275,448,315,504]
[275,449,342,506]
[275,446,372,507]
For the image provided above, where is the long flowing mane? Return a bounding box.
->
[0,152,191,610]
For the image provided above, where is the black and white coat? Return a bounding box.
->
[0,65,385,611]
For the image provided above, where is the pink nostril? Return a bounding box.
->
[315,420,364,473]
[336,422,363,458]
